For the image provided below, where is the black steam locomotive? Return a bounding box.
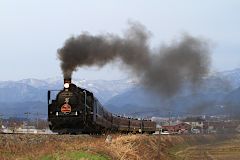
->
[48,79,156,134]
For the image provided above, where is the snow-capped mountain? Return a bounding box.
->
[0,81,45,102]
[0,77,135,117]
[1,68,240,117]
[0,77,135,103]
[74,79,135,102]
[106,68,240,117]
[211,68,240,89]
[17,79,49,88]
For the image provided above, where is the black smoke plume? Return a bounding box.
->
[58,22,211,96]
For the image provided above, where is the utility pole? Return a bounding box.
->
[36,112,39,129]
[168,111,171,126]
[24,112,31,133]
[0,113,2,131]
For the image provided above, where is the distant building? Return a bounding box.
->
[183,117,205,133]
[161,122,191,134]
[15,126,38,134]
[203,120,240,133]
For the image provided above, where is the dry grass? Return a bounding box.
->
[1,133,239,160]
[0,134,161,160]
[172,134,240,160]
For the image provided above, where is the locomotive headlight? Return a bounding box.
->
[64,83,70,89]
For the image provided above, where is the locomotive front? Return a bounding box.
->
[48,78,86,134]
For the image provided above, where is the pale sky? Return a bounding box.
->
[1,0,240,81]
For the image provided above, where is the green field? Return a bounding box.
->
[40,151,109,160]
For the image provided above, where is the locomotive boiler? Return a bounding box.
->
[48,78,156,134]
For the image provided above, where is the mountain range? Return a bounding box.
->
[1,68,240,118]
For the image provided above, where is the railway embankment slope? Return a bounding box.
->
[0,134,239,160]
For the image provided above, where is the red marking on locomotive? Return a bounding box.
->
[61,104,71,113]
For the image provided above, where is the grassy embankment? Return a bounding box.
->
[1,133,240,160]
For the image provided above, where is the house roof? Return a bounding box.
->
[162,122,189,127]
[183,117,205,122]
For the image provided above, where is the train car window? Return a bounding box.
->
[100,106,103,115]
[97,103,101,115]
[97,103,103,116]
[103,109,107,119]
[96,101,98,114]
[95,100,98,114]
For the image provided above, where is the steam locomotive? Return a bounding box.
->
[48,78,156,134]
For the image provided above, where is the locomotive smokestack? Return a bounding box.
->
[64,78,71,89]
[64,78,71,84]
